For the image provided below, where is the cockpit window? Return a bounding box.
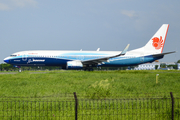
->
[10,55,17,57]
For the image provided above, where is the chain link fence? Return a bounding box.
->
[0,92,179,120]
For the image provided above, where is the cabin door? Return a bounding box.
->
[22,54,27,61]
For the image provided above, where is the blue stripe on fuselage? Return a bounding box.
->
[101,55,163,67]
[8,57,69,66]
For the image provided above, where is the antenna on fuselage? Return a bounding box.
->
[97,48,100,51]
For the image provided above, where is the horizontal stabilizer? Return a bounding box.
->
[152,51,176,57]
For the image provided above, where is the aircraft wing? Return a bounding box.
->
[82,44,130,65]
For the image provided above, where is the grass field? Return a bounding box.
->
[0,70,180,99]
[0,70,180,119]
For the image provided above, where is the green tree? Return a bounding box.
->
[160,63,166,68]
[155,65,159,70]
[1,63,15,71]
[167,64,178,69]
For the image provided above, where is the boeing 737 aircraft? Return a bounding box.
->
[4,24,175,72]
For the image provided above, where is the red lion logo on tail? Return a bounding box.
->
[152,36,163,50]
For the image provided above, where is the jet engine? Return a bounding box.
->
[66,60,83,69]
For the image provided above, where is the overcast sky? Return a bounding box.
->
[0,0,179,63]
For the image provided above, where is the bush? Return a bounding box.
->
[86,79,112,99]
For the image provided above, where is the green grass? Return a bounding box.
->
[0,70,180,119]
[0,70,180,99]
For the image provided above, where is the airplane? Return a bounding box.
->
[4,24,175,72]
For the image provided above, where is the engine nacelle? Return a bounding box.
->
[66,60,83,69]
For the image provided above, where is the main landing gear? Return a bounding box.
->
[84,67,94,71]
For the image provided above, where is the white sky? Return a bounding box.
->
[0,0,180,63]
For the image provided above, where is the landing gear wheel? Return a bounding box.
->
[88,68,94,71]
[84,67,93,71]
[19,68,21,73]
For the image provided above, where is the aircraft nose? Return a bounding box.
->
[4,57,10,63]
[4,59,9,63]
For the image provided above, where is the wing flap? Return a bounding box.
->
[82,44,130,65]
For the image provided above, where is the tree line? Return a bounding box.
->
[0,63,130,71]
[0,63,61,71]
[0,60,180,71]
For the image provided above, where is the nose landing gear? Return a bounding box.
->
[19,68,21,73]
[17,66,21,73]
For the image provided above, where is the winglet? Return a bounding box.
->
[108,44,130,58]
[120,44,130,55]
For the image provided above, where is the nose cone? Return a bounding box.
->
[4,57,10,63]
[4,59,9,63]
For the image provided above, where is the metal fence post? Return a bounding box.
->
[74,92,78,120]
[170,92,174,120]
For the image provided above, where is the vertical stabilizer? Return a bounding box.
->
[142,24,169,54]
